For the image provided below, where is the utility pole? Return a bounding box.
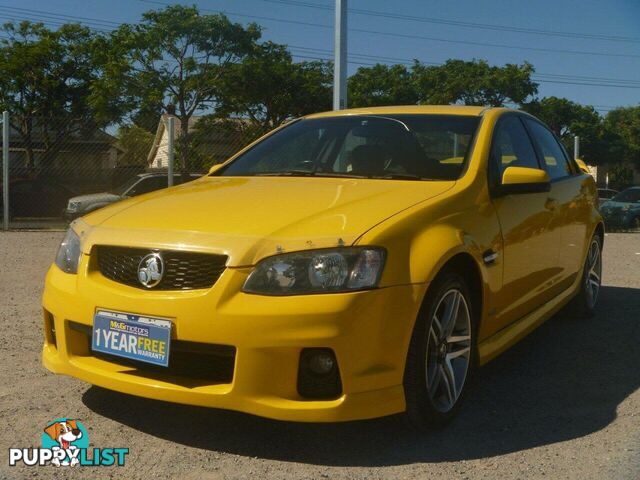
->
[333,0,347,110]
[574,135,580,160]
[2,111,8,231]
[167,116,175,187]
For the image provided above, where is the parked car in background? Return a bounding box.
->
[44,106,603,428]
[597,188,618,206]
[600,186,640,230]
[64,173,201,220]
[0,178,75,219]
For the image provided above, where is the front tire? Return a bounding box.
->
[403,271,476,429]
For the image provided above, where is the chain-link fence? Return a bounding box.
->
[0,112,262,229]
[1,111,639,231]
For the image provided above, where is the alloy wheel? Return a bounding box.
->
[425,288,472,413]
[585,238,602,309]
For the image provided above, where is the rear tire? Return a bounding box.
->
[403,271,477,429]
[567,233,602,318]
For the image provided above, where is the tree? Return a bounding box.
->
[0,21,108,172]
[523,96,607,163]
[106,5,261,171]
[215,42,332,133]
[116,125,155,166]
[348,64,419,107]
[413,59,538,106]
[604,106,640,167]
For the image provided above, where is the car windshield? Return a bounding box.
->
[612,188,640,203]
[218,115,481,181]
[110,176,141,195]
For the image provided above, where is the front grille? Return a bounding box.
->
[96,246,227,290]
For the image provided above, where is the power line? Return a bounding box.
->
[0,6,124,28]
[261,0,640,44]
[289,45,640,87]
[292,52,640,90]
[134,1,640,60]
[2,4,640,91]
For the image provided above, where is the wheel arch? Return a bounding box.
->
[594,221,605,246]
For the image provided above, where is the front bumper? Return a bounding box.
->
[42,256,425,422]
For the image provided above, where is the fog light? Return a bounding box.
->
[298,348,342,399]
[308,352,335,375]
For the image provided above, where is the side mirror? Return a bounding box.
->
[496,166,551,196]
[208,163,224,175]
[575,158,591,174]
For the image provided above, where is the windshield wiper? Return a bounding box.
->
[253,171,369,179]
[313,172,369,179]
[252,171,424,180]
[253,170,315,177]
[370,173,424,180]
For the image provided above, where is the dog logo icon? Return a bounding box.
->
[8,417,128,467]
[43,419,85,467]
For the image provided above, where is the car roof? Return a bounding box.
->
[305,105,503,119]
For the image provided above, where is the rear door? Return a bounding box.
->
[487,115,562,333]
[523,117,588,287]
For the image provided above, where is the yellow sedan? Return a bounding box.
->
[42,106,603,427]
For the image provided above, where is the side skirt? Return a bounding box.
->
[477,277,581,366]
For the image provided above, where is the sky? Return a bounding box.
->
[1,0,639,115]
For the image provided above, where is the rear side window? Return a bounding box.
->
[524,119,573,180]
[490,116,540,183]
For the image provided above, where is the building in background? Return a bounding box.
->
[147,114,249,170]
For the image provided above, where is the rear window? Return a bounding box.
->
[219,115,480,181]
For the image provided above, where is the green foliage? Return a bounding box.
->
[349,60,537,108]
[604,106,640,167]
[104,5,261,170]
[523,96,607,164]
[349,64,418,107]
[116,125,155,166]
[0,21,113,170]
[607,163,635,190]
[414,59,538,106]
[216,42,332,129]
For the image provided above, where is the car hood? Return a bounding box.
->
[79,176,454,266]
[69,192,121,205]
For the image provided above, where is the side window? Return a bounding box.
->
[490,116,540,185]
[524,119,573,180]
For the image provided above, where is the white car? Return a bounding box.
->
[64,173,201,220]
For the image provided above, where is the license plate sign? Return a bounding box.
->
[91,310,171,367]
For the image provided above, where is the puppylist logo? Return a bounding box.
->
[9,418,129,468]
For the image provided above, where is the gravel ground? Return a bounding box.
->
[0,231,638,479]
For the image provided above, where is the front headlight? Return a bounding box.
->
[54,228,82,274]
[243,247,386,295]
[67,201,81,212]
